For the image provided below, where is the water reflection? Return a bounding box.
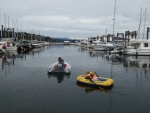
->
[76,84,104,93]
[32,48,45,53]
[76,83,113,94]
[89,49,107,57]
[90,49,150,71]
[110,54,124,65]
[1,45,150,113]
[110,54,150,73]
[1,52,16,69]
[123,56,150,69]
[0,47,45,78]
[0,52,16,78]
[77,46,88,53]
[47,72,70,83]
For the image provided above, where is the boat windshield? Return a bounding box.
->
[131,43,140,49]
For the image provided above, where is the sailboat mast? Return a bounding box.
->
[113,0,116,37]
[111,0,116,79]
[16,20,18,40]
[4,13,7,38]
[137,7,143,39]
[105,28,107,42]
[8,15,9,38]
[0,9,2,38]
[143,8,147,39]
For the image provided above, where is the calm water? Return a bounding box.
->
[0,44,150,113]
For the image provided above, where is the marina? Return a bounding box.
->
[0,44,150,113]
[1,0,150,112]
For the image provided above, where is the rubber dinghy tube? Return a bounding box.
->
[89,78,104,90]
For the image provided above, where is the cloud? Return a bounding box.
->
[0,0,150,39]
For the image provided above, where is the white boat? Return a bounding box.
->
[80,40,91,48]
[122,7,150,56]
[122,39,150,56]
[64,41,70,45]
[43,42,50,46]
[0,41,18,52]
[94,42,114,51]
[31,41,43,48]
[48,62,71,74]
[75,40,81,46]
[32,43,43,48]
[108,45,125,54]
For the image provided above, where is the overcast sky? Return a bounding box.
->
[0,0,150,39]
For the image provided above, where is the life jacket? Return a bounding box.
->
[89,72,97,80]
[64,64,67,68]
[85,73,91,79]
[92,75,97,81]
[2,45,6,49]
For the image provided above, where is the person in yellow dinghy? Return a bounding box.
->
[84,71,98,81]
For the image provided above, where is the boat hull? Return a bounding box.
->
[122,49,150,56]
[76,75,114,89]
[48,62,71,74]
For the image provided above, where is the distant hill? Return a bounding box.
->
[51,37,76,43]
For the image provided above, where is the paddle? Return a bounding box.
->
[94,72,99,77]
[92,72,117,98]
[88,75,104,90]
[85,71,104,90]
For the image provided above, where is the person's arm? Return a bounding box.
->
[62,60,64,65]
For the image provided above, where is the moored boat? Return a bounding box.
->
[64,41,70,45]
[122,39,150,56]
[76,74,114,88]
[93,42,114,51]
[0,41,18,52]
[17,40,33,52]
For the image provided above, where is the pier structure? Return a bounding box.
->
[0,24,52,42]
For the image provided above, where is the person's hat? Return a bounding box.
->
[86,71,90,74]
[90,72,94,76]
[58,57,61,59]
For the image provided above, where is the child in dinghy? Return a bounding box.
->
[84,71,98,81]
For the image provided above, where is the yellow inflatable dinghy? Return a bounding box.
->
[77,74,114,89]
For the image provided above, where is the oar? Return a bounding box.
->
[91,72,106,90]
[95,72,99,77]
[93,72,117,98]
[89,78,104,90]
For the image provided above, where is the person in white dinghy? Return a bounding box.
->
[55,57,66,68]
[48,57,71,74]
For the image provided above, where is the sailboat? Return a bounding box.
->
[93,0,117,51]
[122,8,150,56]
[93,29,114,51]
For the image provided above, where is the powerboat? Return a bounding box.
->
[93,42,114,51]
[122,39,150,56]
